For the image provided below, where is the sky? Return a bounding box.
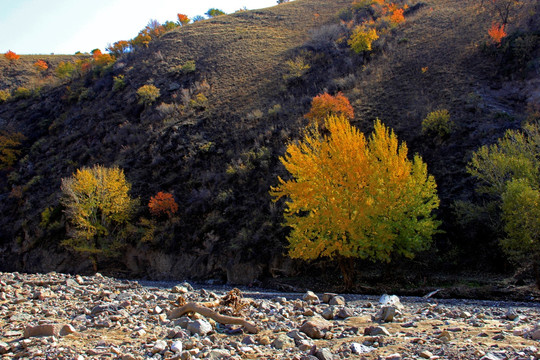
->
[0,0,280,55]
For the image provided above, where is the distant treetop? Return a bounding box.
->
[206,8,226,18]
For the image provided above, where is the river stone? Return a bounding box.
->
[187,319,213,336]
[298,339,314,351]
[351,343,375,354]
[171,340,183,353]
[208,349,231,359]
[242,335,256,345]
[375,306,399,322]
[480,352,508,360]
[151,340,167,354]
[303,291,319,303]
[329,296,345,306]
[337,307,354,319]
[23,324,76,338]
[300,318,332,339]
[10,313,32,322]
[379,294,403,309]
[322,293,338,304]
[66,278,79,287]
[172,286,188,294]
[364,325,391,336]
[287,330,308,340]
[528,324,540,340]
[315,348,334,360]
[0,341,9,354]
[272,333,295,349]
[506,309,519,321]
[322,307,337,320]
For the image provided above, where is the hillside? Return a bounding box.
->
[0,0,539,291]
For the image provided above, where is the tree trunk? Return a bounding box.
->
[535,261,540,290]
[91,254,98,273]
[338,256,355,292]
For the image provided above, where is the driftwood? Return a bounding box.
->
[167,302,259,334]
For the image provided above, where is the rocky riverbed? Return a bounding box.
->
[1,272,540,359]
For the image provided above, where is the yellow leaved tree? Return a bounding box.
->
[271,116,440,289]
[61,165,136,267]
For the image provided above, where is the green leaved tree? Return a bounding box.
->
[468,122,540,284]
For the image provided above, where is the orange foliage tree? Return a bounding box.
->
[4,50,20,62]
[107,40,130,57]
[33,60,48,72]
[148,192,179,218]
[271,116,440,289]
[488,23,507,44]
[304,92,354,126]
[177,13,190,26]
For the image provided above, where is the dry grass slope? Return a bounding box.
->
[127,0,352,116]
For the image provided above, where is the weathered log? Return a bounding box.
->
[167,302,259,334]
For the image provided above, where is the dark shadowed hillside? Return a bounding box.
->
[0,0,538,293]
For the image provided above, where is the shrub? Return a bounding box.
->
[0,89,11,103]
[308,24,343,52]
[390,8,405,24]
[271,117,440,289]
[56,61,76,79]
[352,0,374,10]
[113,75,126,91]
[422,109,453,138]
[4,50,20,62]
[283,57,310,80]
[137,84,160,105]
[148,192,179,218]
[13,87,32,99]
[163,21,178,31]
[181,60,196,73]
[488,23,507,44]
[348,26,379,53]
[33,60,48,72]
[78,88,94,102]
[189,93,208,110]
[0,131,26,170]
[268,104,282,117]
